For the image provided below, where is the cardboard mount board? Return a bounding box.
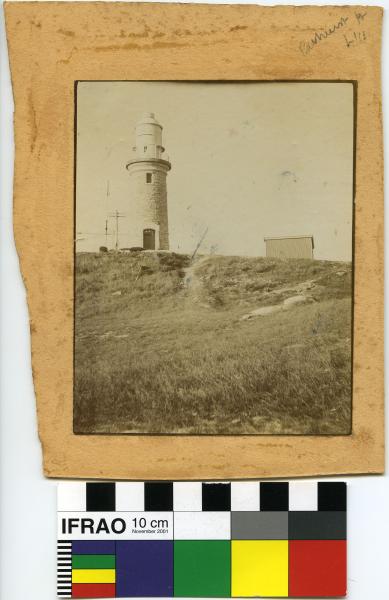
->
[4,2,384,479]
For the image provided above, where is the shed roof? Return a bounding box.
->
[264,235,314,249]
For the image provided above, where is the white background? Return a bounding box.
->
[0,1,388,598]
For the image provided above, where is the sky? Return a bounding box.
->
[76,81,354,261]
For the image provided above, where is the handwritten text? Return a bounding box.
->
[299,16,349,55]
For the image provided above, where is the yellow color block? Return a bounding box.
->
[231,540,288,597]
[72,569,116,584]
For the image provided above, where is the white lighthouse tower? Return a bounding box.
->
[126,113,171,250]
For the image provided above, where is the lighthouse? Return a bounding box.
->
[126,113,171,251]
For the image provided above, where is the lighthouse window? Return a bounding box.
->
[144,146,147,152]
[146,173,152,183]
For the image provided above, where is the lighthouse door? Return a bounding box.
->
[143,228,155,250]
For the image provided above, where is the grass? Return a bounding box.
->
[74,252,352,434]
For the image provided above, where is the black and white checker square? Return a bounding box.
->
[58,480,346,513]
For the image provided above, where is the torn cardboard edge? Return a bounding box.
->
[4,2,384,479]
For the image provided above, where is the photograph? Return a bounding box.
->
[74,81,354,435]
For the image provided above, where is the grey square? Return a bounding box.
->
[231,511,288,540]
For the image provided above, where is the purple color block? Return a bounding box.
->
[116,541,173,597]
[72,540,116,555]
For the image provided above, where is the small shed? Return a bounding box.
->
[264,235,314,259]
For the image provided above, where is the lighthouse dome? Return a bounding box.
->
[137,112,162,128]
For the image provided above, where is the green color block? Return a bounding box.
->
[174,540,231,597]
[72,554,116,569]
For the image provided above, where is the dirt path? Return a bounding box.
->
[182,255,210,301]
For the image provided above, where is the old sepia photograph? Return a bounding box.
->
[74,81,354,436]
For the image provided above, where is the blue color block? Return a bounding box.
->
[72,540,116,555]
[116,540,173,597]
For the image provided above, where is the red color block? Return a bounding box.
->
[289,540,346,597]
[72,583,115,598]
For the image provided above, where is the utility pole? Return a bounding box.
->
[108,210,125,251]
[105,181,111,248]
[106,180,110,213]
[105,219,109,245]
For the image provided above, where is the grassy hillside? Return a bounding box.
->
[74,251,352,434]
